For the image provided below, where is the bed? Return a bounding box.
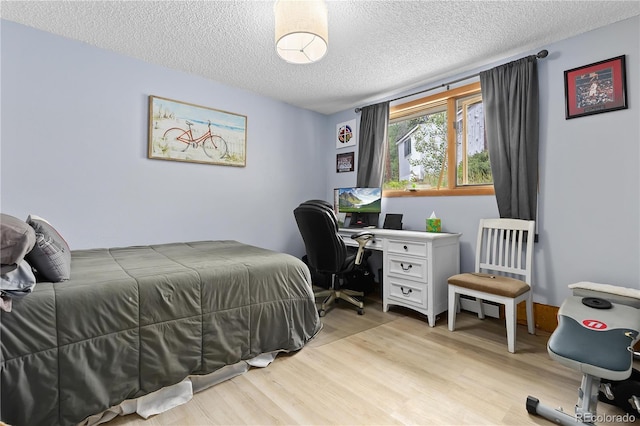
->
[1,232,321,425]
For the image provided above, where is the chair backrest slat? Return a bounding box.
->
[516,229,523,270]
[505,229,517,266]
[500,229,506,266]
[475,218,536,286]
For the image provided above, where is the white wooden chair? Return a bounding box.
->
[448,218,536,353]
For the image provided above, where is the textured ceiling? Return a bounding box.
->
[2,1,639,115]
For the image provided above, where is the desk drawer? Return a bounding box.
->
[387,239,427,257]
[387,255,427,281]
[387,279,427,308]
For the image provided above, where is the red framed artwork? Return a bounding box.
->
[564,55,627,119]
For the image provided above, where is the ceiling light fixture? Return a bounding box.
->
[274,0,328,65]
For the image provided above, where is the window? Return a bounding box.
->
[456,94,491,186]
[403,137,411,157]
[383,82,494,197]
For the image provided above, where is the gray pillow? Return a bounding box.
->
[1,213,36,274]
[25,215,71,282]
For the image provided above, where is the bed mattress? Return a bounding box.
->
[1,240,321,425]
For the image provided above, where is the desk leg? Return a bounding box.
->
[427,314,435,327]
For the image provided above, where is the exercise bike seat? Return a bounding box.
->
[547,295,640,382]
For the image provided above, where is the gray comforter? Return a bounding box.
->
[1,241,321,425]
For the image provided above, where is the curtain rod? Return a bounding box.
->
[354,49,549,113]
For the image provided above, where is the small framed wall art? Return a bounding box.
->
[336,119,357,149]
[564,55,627,119]
[336,152,355,173]
[148,95,247,166]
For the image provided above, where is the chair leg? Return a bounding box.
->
[318,273,366,315]
[314,288,332,299]
[448,286,457,331]
[477,297,485,319]
[336,290,364,310]
[526,294,535,335]
[342,289,364,299]
[320,291,337,313]
[317,275,338,315]
[505,299,516,353]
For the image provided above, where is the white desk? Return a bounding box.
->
[339,228,460,327]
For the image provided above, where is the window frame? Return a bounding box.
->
[384,82,494,198]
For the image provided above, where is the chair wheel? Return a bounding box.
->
[318,309,326,317]
[358,308,364,315]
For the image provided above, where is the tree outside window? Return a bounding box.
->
[384,82,494,197]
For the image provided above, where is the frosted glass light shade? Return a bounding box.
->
[274,0,328,64]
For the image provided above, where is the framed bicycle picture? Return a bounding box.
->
[148,95,247,166]
[564,55,628,120]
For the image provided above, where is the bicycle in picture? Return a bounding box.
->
[161,120,229,161]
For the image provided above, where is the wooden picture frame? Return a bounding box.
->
[148,95,247,166]
[564,55,627,119]
[336,152,355,173]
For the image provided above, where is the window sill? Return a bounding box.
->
[383,186,495,197]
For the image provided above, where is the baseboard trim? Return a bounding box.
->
[460,299,560,334]
[459,297,500,318]
[519,302,640,351]
[464,300,640,351]
[457,297,640,350]
[517,302,559,333]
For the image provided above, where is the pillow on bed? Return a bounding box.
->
[1,259,36,296]
[25,215,71,282]
[1,213,36,274]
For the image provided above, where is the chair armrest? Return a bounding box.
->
[350,232,374,265]
[350,231,375,241]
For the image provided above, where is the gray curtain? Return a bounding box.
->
[357,102,390,187]
[480,56,539,221]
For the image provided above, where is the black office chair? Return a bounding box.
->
[294,200,374,316]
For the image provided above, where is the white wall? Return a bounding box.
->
[2,17,637,308]
[0,20,328,256]
[537,16,639,305]
[327,16,640,306]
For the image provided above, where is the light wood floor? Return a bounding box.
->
[110,292,633,425]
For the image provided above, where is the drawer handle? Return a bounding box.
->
[403,245,408,251]
[400,263,412,272]
[401,287,413,296]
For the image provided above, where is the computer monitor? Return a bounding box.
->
[337,187,382,213]
[336,187,382,227]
